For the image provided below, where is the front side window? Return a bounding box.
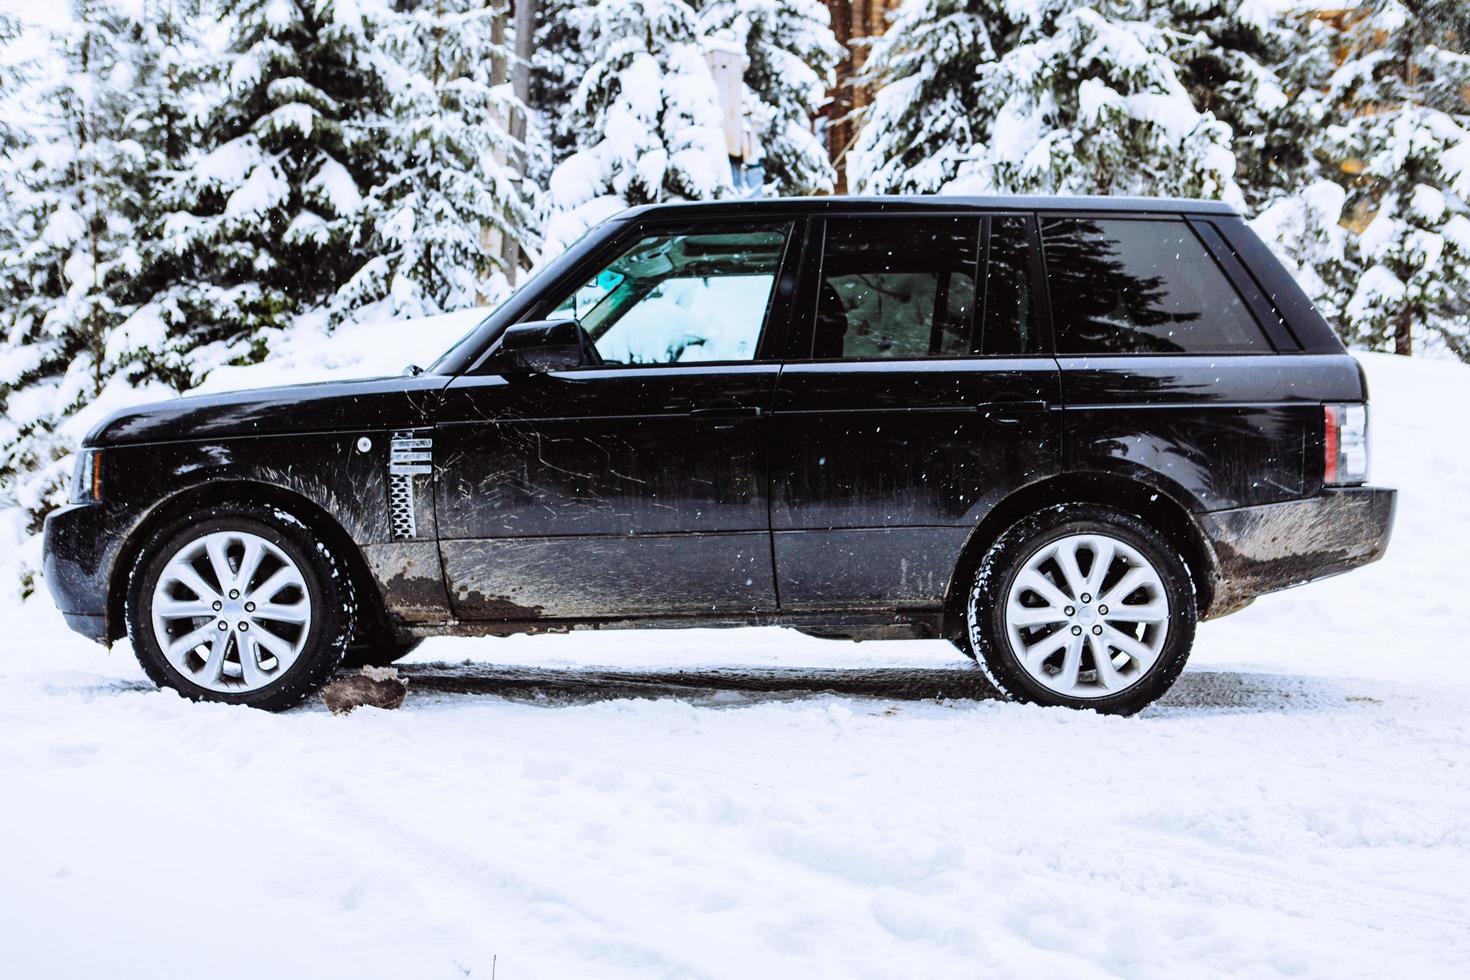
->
[547,222,791,365]
[1042,217,1267,355]
[813,217,980,358]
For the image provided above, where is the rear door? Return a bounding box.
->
[768,211,1062,610]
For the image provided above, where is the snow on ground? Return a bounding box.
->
[3,350,1469,978]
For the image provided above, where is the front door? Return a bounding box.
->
[435,218,800,621]
[769,212,1062,609]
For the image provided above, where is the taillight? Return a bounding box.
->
[1323,404,1368,486]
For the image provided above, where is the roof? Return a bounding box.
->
[618,194,1240,221]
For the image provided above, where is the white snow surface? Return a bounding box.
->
[2,350,1469,977]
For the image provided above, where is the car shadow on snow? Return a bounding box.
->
[393,663,1366,714]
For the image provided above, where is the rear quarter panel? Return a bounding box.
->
[1061,354,1366,512]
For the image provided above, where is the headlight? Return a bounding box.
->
[69,449,103,502]
[1323,404,1368,486]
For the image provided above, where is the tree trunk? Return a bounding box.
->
[1395,306,1413,356]
[478,6,511,303]
[501,0,535,281]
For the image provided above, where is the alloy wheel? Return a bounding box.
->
[1002,533,1170,699]
[149,530,313,693]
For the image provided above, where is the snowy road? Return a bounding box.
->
[3,351,1469,978]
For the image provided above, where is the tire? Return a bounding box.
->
[963,503,1196,715]
[342,636,424,668]
[125,502,357,711]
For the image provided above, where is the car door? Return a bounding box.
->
[434,218,801,620]
[769,211,1062,609]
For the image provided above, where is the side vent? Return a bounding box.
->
[388,431,432,540]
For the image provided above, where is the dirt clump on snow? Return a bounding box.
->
[322,666,408,715]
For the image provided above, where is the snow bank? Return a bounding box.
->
[193,306,486,394]
[1,350,1468,977]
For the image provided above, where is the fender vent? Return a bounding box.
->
[388,431,432,539]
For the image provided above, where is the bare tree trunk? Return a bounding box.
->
[500,0,536,281]
[1396,307,1413,356]
[824,1,854,193]
[478,6,511,303]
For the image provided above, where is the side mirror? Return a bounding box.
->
[496,319,590,374]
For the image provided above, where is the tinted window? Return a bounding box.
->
[548,223,790,364]
[814,217,979,358]
[1042,218,1266,354]
[980,215,1036,356]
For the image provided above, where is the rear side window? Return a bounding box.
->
[814,216,980,358]
[1042,217,1267,355]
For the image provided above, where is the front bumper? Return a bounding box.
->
[1197,486,1396,619]
[43,501,121,644]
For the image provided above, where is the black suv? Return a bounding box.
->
[43,196,1395,713]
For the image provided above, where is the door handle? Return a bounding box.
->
[977,400,1049,424]
[690,406,764,420]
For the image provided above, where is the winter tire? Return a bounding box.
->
[964,503,1196,715]
[126,502,356,711]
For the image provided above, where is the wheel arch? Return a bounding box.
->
[107,479,390,645]
[941,471,1219,641]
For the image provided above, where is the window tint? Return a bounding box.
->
[980,215,1036,356]
[1042,218,1267,354]
[814,217,979,358]
[548,223,790,365]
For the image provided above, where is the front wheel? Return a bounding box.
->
[126,503,357,711]
[964,504,1196,715]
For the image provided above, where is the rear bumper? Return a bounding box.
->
[1198,486,1396,619]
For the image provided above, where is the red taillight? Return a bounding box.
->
[1323,405,1340,484]
[1322,403,1369,486]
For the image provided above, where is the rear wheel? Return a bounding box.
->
[964,504,1196,715]
[126,503,356,711]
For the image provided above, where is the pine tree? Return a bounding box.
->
[1165,0,1307,208]
[337,0,533,318]
[107,0,212,389]
[136,0,393,369]
[542,0,732,253]
[530,0,597,172]
[696,0,842,194]
[0,1,140,521]
[1312,1,1470,358]
[851,0,1242,207]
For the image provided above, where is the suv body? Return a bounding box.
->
[42,196,1396,712]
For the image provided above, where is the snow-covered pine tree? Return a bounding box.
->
[106,0,214,389]
[1309,1,1470,358]
[696,0,843,195]
[530,0,597,171]
[850,0,1241,208]
[1164,0,1306,209]
[542,0,733,253]
[135,0,392,370]
[0,13,23,156]
[0,1,141,526]
[336,0,533,319]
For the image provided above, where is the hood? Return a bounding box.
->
[85,374,451,448]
